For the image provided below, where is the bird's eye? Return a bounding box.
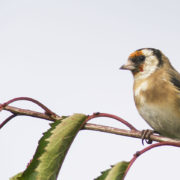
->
[131,55,145,63]
[138,55,145,62]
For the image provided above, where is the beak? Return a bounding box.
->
[119,60,135,71]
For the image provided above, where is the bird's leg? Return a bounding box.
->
[141,129,155,145]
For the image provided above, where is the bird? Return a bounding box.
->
[120,48,180,140]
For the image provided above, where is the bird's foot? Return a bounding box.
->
[141,129,155,145]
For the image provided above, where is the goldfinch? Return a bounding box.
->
[120,48,180,140]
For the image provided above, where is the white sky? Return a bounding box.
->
[0,0,180,179]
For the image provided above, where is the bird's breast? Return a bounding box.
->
[137,103,180,139]
[133,79,180,139]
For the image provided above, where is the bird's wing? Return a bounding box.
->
[169,68,180,92]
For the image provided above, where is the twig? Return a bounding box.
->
[0,104,61,129]
[4,105,57,121]
[122,141,180,180]
[0,97,57,118]
[1,103,180,180]
[84,112,137,130]
[0,114,17,129]
[83,123,180,143]
[0,104,179,145]
[0,105,179,143]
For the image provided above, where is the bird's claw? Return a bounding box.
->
[141,129,154,145]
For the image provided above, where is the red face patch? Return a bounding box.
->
[129,50,145,75]
[129,50,143,59]
[139,64,144,72]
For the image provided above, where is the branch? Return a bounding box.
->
[2,97,180,180]
[83,123,180,143]
[2,101,180,180]
[0,114,17,129]
[0,97,58,118]
[84,112,137,130]
[4,105,57,121]
[122,141,180,179]
[1,104,179,143]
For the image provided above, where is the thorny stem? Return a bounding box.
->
[122,141,180,180]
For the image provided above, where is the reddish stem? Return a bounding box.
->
[84,112,137,130]
[123,141,180,179]
[0,114,17,129]
[0,97,57,117]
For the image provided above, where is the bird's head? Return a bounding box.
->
[120,48,164,79]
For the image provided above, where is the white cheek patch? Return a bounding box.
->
[142,49,153,57]
[136,50,159,80]
[144,56,158,74]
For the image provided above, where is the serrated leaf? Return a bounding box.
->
[95,161,129,180]
[10,113,87,180]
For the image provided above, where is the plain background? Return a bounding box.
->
[1,0,180,179]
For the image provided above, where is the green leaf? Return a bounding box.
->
[95,161,129,180]
[10,172,23,180]
[10,113,87,180]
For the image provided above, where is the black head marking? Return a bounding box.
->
[151,48,163,67]
[129,52,146,73]
[131,55,145,63]
[137,48,163,67]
